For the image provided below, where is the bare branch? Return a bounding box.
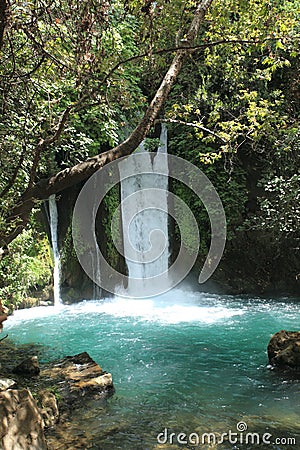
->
[0,145,27,198]
[155,118,227,143]
[45,105,73,146]
[22,28,72,71]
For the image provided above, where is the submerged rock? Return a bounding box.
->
[0,388,48,450]
[13,355,40,377]
[268,330,300,370]
[39,352,114,449]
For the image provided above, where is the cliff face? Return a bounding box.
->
[207,232,300,295]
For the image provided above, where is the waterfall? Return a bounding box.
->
[92,199,102,299]
[120,124,169,295]
[49,194,62,306]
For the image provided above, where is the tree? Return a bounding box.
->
[0,0,213,256]
[0,0,298,259]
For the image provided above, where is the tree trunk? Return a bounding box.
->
[0,0,213,253]
[0,0,8,50]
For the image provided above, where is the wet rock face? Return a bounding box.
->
[268,330,300,370]
[0,388,48,450]
[0,346,114,449]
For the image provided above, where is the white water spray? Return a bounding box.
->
[49,194,62,306]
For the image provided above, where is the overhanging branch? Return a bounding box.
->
[0,0,214,251]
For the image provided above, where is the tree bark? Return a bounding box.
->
[0,0,213,252]
[0,0,8,50]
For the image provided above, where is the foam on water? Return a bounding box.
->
[75,299,244,324]
[6,289,245,326]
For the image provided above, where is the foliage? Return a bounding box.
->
[0,219,52,308]
[0,0,147,235]
[164,0,299,268]
[169,131,248,255]
[245,128,300,236]
[257,174,300,233]
[60,224,77,267]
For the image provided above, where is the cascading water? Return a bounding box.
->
[92,216,102,299]
[49,194,62,306]
[119,124,169,294]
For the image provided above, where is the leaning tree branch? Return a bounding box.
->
[0,0,214,252]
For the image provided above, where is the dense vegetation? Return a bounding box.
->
[0,0,299,308]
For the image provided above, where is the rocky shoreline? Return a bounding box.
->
[0,340,114,449]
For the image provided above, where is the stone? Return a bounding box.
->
[41,352,114,407]
[0,388,48,450]
[36,389,59,428]
[268,330,300,370]
[0,378,16,391]
[39,301,52,307]
[13,355,40,376]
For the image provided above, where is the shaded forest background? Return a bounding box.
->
[0,0,299,309]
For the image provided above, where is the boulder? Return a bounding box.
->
[0,388,48,450]
[41,352,114,408]
[268,330,300,370]
[13,356,40,377]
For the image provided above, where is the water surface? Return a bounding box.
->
[6,289,300,449]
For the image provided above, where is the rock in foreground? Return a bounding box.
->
[268,330,300,370]
[0,349,114,449]
[0,388,47,450]
[41,351,114,408]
